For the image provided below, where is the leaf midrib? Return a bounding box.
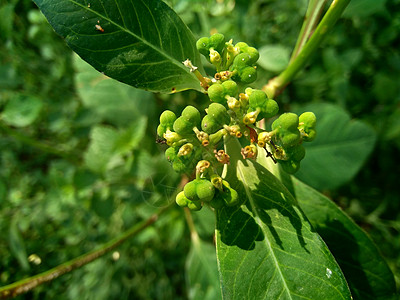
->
[236,162,293,300]
[66,0,196,79]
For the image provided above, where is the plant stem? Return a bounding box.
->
[0,121,80,164]
[290,0,329,63]
[263,0,351,99]
[0,205,170,299]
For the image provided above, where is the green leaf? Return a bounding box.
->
[1,94,43,127]
[186,235,222,300]
[258,45,291,73]
[295,103,377,190]
[84,118,146,176]
[291,177,398,300]
[215,138,352,299]
[34,0,204,93]
[74,55,155,126]
[343,0,387,18]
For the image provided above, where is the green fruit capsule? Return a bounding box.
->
[173,116,193,135]
[221,80,238,97]
[249,90,267,109]
[165,147,177,162]
[299,112,316,128]
[219,180,239,206]
[187,200,202,211]
[196,37,210,57]
[181,106,201,126]
[208,83,226,103]
[286,145,306,162]
[157,124,167,137]
[281,132,301,148]
[207,103,230,125]
[280,159,300,174]
[233,53,253,68]
[159,110,177,127]
[210,193,225,209]
[264,99,279,118]
[176,191,189,207]
[272,113,299,131]
[209,33,225,53]
[201,115,220,134]
[299,112,317,142]
[184,179,215,202]
[239,66,257,83]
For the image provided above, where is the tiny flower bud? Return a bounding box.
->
[163,130,182,146]
[196,160,211,174]
[178,143,193,157]
[214,149,230,164]
[241,144,258,159]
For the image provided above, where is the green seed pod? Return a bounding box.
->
[209,33,225,53]
[263,99,279,118]
[299,112,317,128]
[219,180,239,206]
[159,110,177,127]
[272,113,299,131]
[280,159,301,174]
[299,112,317,142]
[210,193,225,209]
[165,147,177,162]
[201,115,221,134]
[196,37,210,57]
[221,80,238,97]
[239,66,257,83]
[281,132,301,148]
[173,117,193,135]
[233,53,252,68]
[208,83,226,103]
[208,103,230,125]
[187,200,202,211]
[184,179,215,202]
[246,47,260,64]
[181,106,201,126]
[176,191,189,207]
[286,145,306,162]
[249,90,267,109]
[172,159,187,173]
[157,124,167,137]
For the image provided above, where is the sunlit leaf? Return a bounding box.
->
[34,0,204,93]
[1,94,43,127]
[215,138,352,299]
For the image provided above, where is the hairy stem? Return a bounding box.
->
[263,0,351,98]
[0,206,170,299]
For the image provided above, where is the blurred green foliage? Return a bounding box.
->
[0,0,399,298]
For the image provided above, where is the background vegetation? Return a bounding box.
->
[0,0,399,298]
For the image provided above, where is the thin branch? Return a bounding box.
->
[263,0,351,99]
[0,205,170,299]
[290,0,329,63]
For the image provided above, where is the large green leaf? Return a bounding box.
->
[215,138,352,299]
[295,103,377,190]
[290,177,397,300]
[34,0,204,93]
[186,234,222,300]
[74,55,155,126]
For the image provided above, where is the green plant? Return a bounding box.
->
[0,0,398,299]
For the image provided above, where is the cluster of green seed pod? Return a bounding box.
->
[257,112,317,174]
[157,34,317,210]
[196,33,259,83]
